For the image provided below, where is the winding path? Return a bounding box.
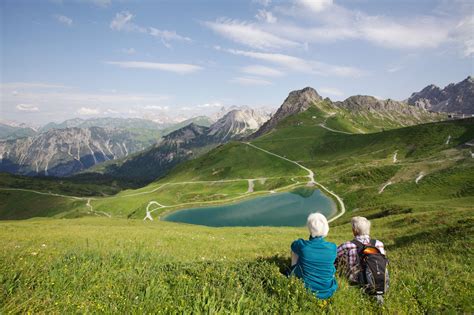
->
[415,173,425,184]
[244,142,346,223]
[378,181,392,194]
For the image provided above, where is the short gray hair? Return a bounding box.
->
[351,216,371,236]
[307,212,329,237]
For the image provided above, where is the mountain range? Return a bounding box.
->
[407,76,474,115]
[84,107,271,183]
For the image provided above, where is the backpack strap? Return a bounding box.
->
[351,239,365,254]
[370,239,377,246]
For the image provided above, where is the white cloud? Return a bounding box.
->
[16,104,39,112]
[110,11,146,32]
[144,105,169,111]
[204,18,299,50]
[54,14,73,26]
[273,2,457,51]
[241,65,283,77]
[451,15,474,57]
[149,27,191,42]
[255,9,277,23]
[319,87,343,97]
[387,65,403,73]
[76,107,100,115]
[231,76,272,86]
[296,0,333,13]
[225,48,365,77]
[105,61,203,74]
[110,11,192,48]
[197,102,222,108]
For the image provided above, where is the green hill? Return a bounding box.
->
[0,93,472,313]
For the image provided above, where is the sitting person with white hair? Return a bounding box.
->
[336,216,386,284]
[290,212,338,300]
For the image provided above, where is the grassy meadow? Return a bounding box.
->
[1,207,472,313]
[0,106,473,312]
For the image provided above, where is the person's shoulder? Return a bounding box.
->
[337,240,356,249]
[291,238,306,248]
[324,240,337,249]
[373,239,385,246]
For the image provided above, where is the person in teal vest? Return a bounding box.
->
[290,212,338,299]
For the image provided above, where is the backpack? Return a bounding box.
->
[351,239,389,295]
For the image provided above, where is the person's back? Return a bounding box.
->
[291,236,337,299]
[290,213,337,299]
[336,216,388,302]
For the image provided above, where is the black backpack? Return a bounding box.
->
[351,239,389,295]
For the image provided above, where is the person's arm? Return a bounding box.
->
[291,251,299,266]
[290,239,302,266]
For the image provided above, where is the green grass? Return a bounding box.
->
[0,112,472,312]
[1,207,472,313]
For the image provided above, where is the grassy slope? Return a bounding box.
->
[0,209,472,313]
[0,104,472,312]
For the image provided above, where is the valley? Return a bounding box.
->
[1,87,473,313]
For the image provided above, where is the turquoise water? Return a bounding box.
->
[163,188,337,227]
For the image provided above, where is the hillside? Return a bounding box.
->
[0,88,472,313]
[252,87,444,138]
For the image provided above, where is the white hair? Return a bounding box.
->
[306,212,329,237]
[351,216,371,236]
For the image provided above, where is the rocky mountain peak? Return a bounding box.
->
[208,108,270,141]
[251,86,322,138]
[407,77,474,114]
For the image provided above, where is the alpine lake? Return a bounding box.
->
[162,188,337,227]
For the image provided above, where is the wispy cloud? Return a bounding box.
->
[110,11,192,48]
[76,107,100,115]
[16,104,40,112]
[255,9,277,23]
[54,14,73,26]
[241,65,283,77]
[231,76,272,86]
[295,0,333,13]
[204,18,299,50]
[105,61,203,74]
[197,102,222,108]
[272,2,459,51]
[224,48,365,77]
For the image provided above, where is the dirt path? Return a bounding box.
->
[378,181,393,194]
[244,142,346,223]
[445,135,451,145]
[415,172,425,184]
[247,179,255,193]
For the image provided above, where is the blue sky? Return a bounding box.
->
[1,0,473,125]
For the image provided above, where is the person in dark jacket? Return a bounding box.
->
[290,212,338,299]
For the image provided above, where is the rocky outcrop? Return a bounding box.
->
[251,87,322,138]
[407,76,474,115]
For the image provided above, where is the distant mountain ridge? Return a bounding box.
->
[407,76,474,115]
[86,108,270,183]
[41,117,165,131]
[0,127,159,177]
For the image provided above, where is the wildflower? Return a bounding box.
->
[31,252,38,256]
[41,244,47,248]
